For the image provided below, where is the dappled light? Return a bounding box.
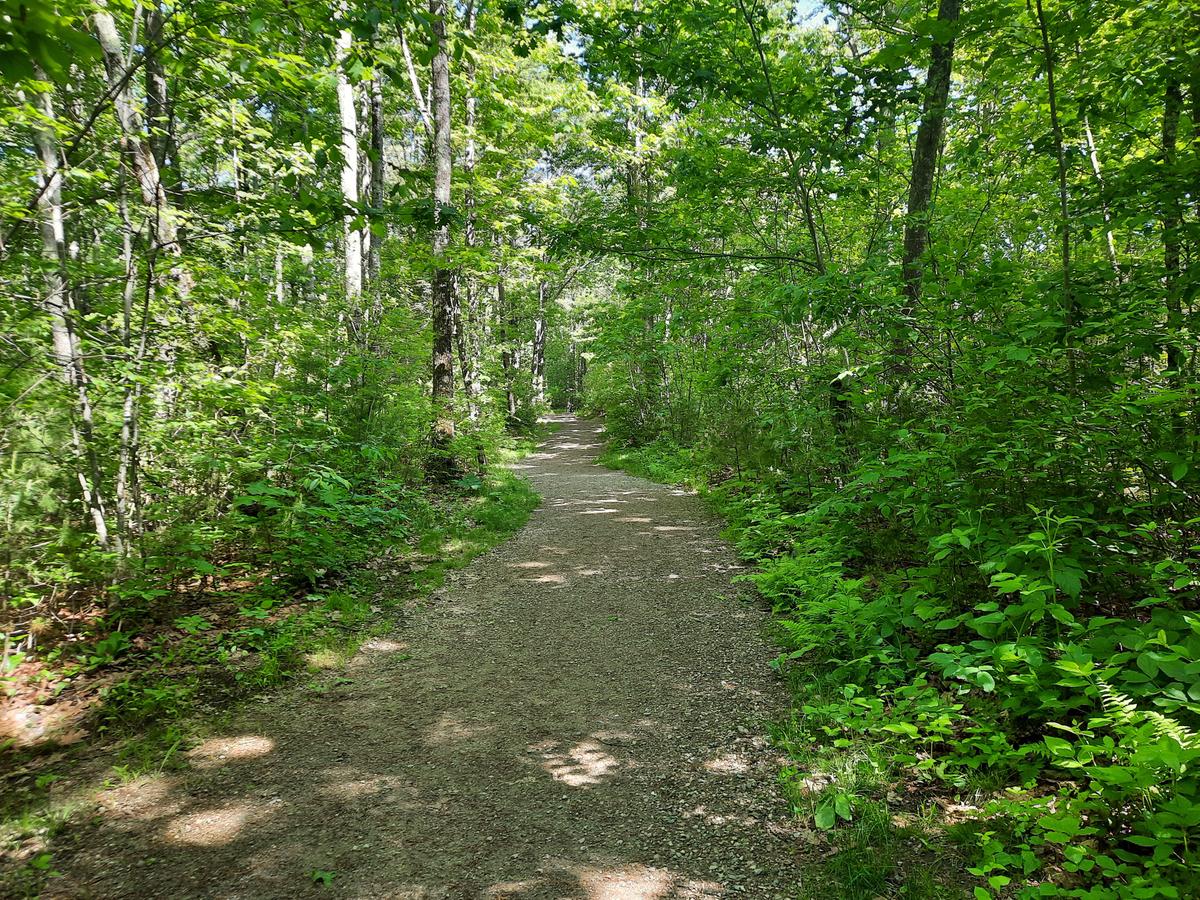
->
[22,425,795,894]
[576,863,674,898]
[425,712,497,747]
[187,734,276,769]
[163,803,263,847]
[533,736,625,787]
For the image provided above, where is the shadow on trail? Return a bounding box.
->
[42,419,799,899]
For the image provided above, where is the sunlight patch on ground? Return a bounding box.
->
[306,647,346,669]
[533,737,623,786]
[615,516,653,523]
[362,637,408,653]
[527,573,566,585]
[187,734,275,769]
[703,751,750,775]
[163,802,263,846]
[575,863,680,899]
[426,712,497,747]
[508,560,551,569]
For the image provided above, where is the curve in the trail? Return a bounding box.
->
[47,418,802,900]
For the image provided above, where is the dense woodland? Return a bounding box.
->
[2,0,1198,896]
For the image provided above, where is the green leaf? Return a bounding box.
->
[814,803,836,830]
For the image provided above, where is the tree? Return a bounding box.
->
[428,0,456,468]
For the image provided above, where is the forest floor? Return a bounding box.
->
[25,418,806,899]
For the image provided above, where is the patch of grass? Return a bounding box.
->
[598,440,706,489]
[800,798,967,899]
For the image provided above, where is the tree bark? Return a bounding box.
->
[1082,114,1119,279]
[497,267,519,421]
[336,28,364,320]
[458,1,483,419]
[1033,0,1077,343]
[429,0,457,461]
[143,3,175,180]
[532,281,548,406]
[899,0,961,338]
[91,3,190,302]
[368,67,385,287]
[31,78,112,550]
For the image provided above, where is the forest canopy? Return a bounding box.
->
[2,0,1198,896]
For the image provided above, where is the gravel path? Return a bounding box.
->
[46,418,802,899]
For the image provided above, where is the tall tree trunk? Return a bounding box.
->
[31,78,112,551]
[116,176,151,555]
[336,29,364,324]
[92,3,190,304]
[455,1,483,420]
[429,0,457,462]
[532,281,547,406]
[92,1,194,420]
[368,68,385,287]
[1033,0,1077,347]
[898,0,961,350]
[143,3,175,181]
[498,268,519,421]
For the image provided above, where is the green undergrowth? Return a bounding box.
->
[0,454,539,893]
[601,436,1200,900]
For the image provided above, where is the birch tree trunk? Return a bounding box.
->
[91,3,191,304]
[31,78,112,550]
[457,0,483,420]
[532,280,547,406]
[336,28,364,321]
[429,0,457,461]
[497,269,519,421]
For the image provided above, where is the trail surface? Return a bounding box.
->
[49,418,800,899]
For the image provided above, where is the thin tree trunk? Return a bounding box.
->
[116,177,152,555]
[1033,0,1077,342]
[498,268,519,421]
[368,68,385,287]
[143,3,175,180]
[735,0,825,274]
[31,78,112,551]
[1082,114,1119,278]
[336,28,364,326]
[532,281,547,406]
[458,1,482,419]
[898,0,961,347]
[92,3,190,303]
[92,1,193,421]
[429,0,457,461]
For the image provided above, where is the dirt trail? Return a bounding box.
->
[46,418,801,899]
